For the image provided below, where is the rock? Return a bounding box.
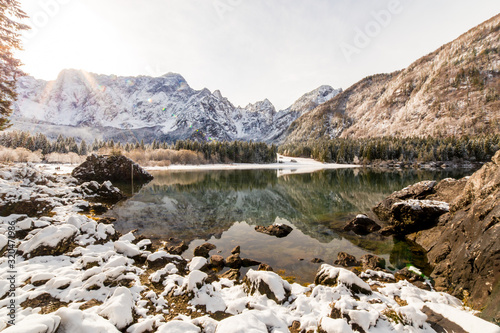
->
[258,263,273,271]
[334,252,360,267]
[210,255,225,270]
[72,154,153,183]
[163,238,188,255]
[146,251,186,272]
[314,264,372,295]
[311,258,325,263]
[193,242,216,258]
[225,253,243,269]
[373,180,437,221]
[78,180,124,203]
[343,214,381,235]
[388,199,450,234]
[241,258,261,267]
[360,254,385,270]
[255,223,293,238]
[394,267,430,291]
[18,224,78,258]
[219,268,240,280]
[230,245,240,254]
[244,269,292,304]
[408,150,500,322]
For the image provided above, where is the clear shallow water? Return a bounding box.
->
[108,167,472,284]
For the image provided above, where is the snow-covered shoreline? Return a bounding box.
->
[1,163,499,333]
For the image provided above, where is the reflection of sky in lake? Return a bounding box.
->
[108,168,472,283]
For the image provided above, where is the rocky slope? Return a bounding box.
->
[13,70,340,143]
[284,13,500,144]
[373,150,500,322]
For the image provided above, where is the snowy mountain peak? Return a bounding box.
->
[13,69,340,143]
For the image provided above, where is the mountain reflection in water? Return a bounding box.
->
[108,167,471,283]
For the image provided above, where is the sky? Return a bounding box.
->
[16,0,500,110]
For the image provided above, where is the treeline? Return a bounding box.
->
[0,131,277,164]
[279,135,500,163]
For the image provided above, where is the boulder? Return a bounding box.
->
[18,224,78,258]
[225,253,243,269]
[231,245,240,254]
[360,254,385,270]
[244,269,292,304]
[258,263,273,271]
[255,223,293,238]
[334,252,360,267]
[163,238,188,255]
[388,199,450,234]
[219,268,240,280]
[79,180,124,203]
[72,154,153,183]
[209,255,225,270]
[373,180,437,221]
[193,242,216,258]
[343,214,381,235]
[314,264,372,295]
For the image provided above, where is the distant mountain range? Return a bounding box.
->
[12,14,499,144]
[12,70,340,143]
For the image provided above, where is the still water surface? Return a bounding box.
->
[108,167,472,283]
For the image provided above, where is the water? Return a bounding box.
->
[108,167,472,284]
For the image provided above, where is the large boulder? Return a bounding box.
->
[373,180,437,222]
[72,154,153,183]
[388,199,450,234]
[343,214,381,235]
[405,150,500,322]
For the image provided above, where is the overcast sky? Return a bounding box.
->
[16,0,500,110]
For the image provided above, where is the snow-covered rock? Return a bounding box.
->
[18,224,78,257]
[98,287,135,330]
[244,269,292,304]
[314,264,372,295]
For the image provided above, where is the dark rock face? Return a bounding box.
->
[383,151,500,322]
[219,269,240,280]
[225,253,243,269]
[72,154,153,183]
[373,180,437,222]
[343,214,381,235]
[373,179,461,235]
[255,223,293,238]
[210,255,225,271]
[388,199,450,234]
[193,243,216,258]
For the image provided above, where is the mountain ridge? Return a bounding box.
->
[13,70,340,143]
[284,13,500,144]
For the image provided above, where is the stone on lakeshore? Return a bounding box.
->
[255,223,293,238]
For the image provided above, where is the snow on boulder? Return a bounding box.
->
[188,257,208,271]
[183,270,208,291]
[318,317,353,333]
[72,154,153,183]
[244,269,292,304]
[114,241,141,258]
[147,250,186,270]
[215,309,288,333]
[98,287,135,330]
[314,264,372,295]
[18,224,78,257]
[56,308,120,333]
[157,320,200,333]
[2,313,60,333]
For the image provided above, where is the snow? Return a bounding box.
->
[114,241,141,258]
[18,224,78,255]
[56,308,120,333]
[98,287,135,329]
[245,269,291,303]
[320,317,353,333]
[215,310,288,333]
[188,257,208,271]
[1,313,60,333]
[157,320,200,333]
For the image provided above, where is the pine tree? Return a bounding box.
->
[0,1,29,130]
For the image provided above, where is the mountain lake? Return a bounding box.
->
[107,167,474,284]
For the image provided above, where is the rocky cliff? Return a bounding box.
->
[375,150,500,322]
